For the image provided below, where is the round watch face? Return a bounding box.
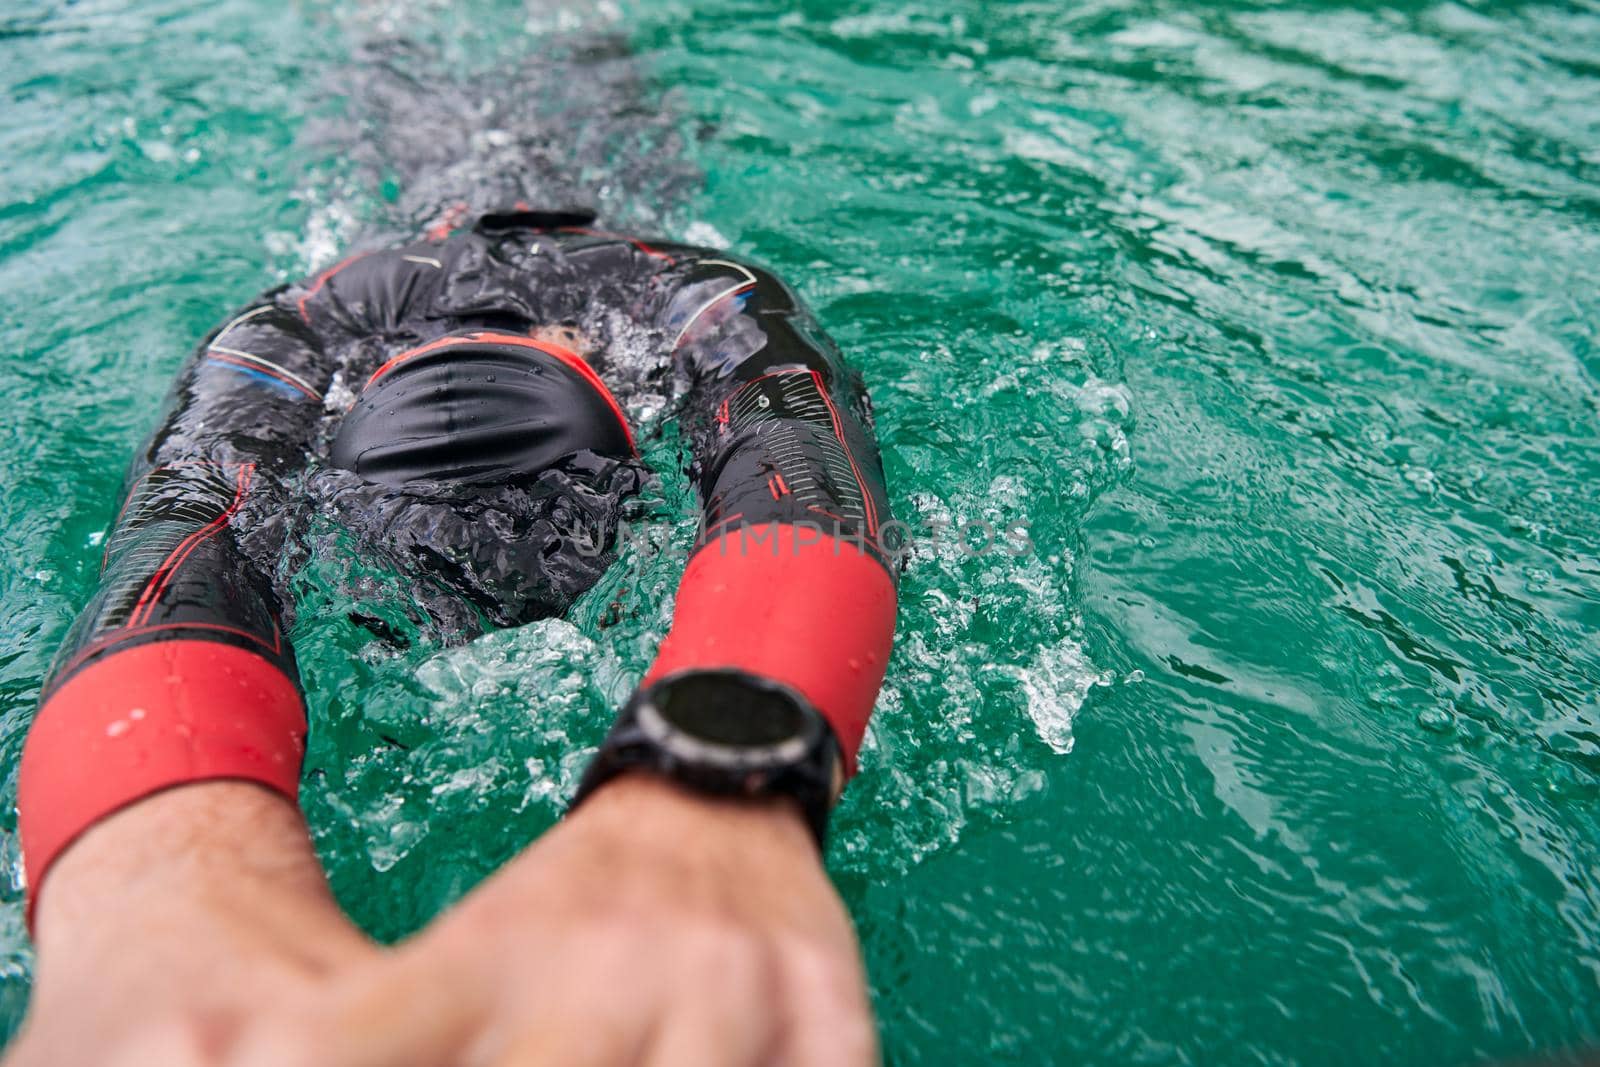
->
[637,672,815,767]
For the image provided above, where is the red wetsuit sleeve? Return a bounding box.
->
[646,526,896,773]
[18,642,307,903]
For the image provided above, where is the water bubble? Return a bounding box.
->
[681,221,731,248]
[139,140,176,163]
[1402,466,1439,495]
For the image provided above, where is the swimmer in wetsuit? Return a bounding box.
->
[6,208,896,1067]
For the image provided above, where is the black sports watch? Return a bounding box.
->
[569,669,843,846]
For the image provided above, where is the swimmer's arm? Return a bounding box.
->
[15,278,372,1048]
[542,235,897,806]
[639,251,898,780]
[18,291,334,913]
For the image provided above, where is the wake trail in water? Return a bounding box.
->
[302,14,699,250]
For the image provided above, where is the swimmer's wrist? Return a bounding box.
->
[569,670,842,847]
[30,781,313,948]
[573,771,819,853]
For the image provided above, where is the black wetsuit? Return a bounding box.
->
[50,206,890,674]
[19,208,897,898]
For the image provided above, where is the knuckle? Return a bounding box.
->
[680,921,779,988]
[776,932,866,999]
[775,931,838,976]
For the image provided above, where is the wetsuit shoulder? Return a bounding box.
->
[291,237,487,343]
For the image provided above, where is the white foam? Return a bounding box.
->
[1015,637,1110,755]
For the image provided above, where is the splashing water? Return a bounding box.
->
[3,0,1600,1064]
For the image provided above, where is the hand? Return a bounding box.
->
[232,773,879,1067]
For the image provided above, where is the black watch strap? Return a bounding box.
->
[569,670,841,846]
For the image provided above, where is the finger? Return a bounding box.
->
[775,945,878,1067]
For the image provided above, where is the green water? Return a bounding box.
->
[4,0,1600,1063]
